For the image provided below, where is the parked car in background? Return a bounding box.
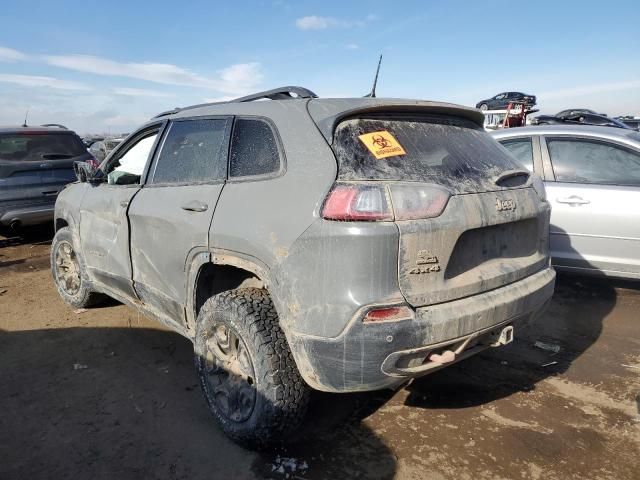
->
[476,92,536,110]
[82,135,104,148]
[0,125,93,230]
[615,116,640,131]
[555,109,604,118]
[88,137,125,162]
[51,87,555,447]
[533,111,630,129]
[491,125,640,279]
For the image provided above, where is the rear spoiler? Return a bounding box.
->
[307,98,485,144]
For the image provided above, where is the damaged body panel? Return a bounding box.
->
[52,91,555,436]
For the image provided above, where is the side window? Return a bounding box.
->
[151,118,229,184]
[107,132,159,185]
[500,138,534,171]
[229,118,281,178]
[547,138,640,186]
[495,93,506,100]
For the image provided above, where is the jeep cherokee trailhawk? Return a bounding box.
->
[51,87,555,446]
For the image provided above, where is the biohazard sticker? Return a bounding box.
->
[358,130,406,159]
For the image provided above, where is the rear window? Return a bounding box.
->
[0,133,87,161]
[332,115,521,193]
[229,118,281,178]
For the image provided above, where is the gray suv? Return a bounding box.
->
[0,125,91,230]
[51,87,556,447]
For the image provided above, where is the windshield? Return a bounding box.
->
[332,114,522,193]
[0,133,87,161]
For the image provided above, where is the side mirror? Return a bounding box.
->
[73,161,103,184]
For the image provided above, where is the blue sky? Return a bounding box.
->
[0,0,638,134]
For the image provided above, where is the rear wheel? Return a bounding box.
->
[194,288,310,448]
[51,227,104,308]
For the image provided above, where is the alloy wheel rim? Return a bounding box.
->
[54,241,81,295]
[204,323,256,422]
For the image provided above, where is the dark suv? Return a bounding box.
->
[51,87,555,447]
[0,125,92,230]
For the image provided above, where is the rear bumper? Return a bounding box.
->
[289,267,555,393]
[0,203,55,227]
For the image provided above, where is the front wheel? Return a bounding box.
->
[479,103,489,111]
[194,288,310,448]
[51,227,104,308]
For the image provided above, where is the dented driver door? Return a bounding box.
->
[79,126,163,299]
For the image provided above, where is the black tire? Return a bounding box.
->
[479,103,489,111]
[51,227,104,308]
[194,288,310,449]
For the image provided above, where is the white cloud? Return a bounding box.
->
[295,14,377,30]
[346,43,360,50]
[112,87,173,98]
[218,62,263,91]
[103,113,152,128]
[538,80,640,100]
[296,16,341,30]
[0,73,90,90]
[0,46,26,62]
[43,54,262,95]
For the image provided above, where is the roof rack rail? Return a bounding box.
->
[232,86,318,103]
[153,108,181,119]
[40,123,68,129]
[151,86,318,119]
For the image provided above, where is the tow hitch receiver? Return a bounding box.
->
[491,325,514,347]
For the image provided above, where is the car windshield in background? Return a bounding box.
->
[0,133,87,161]
[332,114,521,193]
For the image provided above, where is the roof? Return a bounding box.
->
[0,125,75,134]
[158,95,484,143]
[306,98,485,142]
[490,124,640,144]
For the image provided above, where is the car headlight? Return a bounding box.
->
[531,174,547,202]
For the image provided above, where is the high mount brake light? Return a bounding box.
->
[322,183,450,222]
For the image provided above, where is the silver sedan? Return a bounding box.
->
[491,125,640,280]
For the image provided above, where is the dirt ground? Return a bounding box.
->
[1,226,639,480]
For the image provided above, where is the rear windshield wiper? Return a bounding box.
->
[494,169,531,187]
[40,153,75,160]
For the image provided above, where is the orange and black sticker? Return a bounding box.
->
[358,130,406,159]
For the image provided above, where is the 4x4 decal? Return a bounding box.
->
[409,250,440,274]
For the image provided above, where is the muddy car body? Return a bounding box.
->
[52,87,555,446]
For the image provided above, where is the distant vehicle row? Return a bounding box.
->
[533,109,632,129]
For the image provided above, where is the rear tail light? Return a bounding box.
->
[322,184,393,221]
[387,184,450,221]
[531,174,547,201]
[363,305,414,323]
[322,183,450,222]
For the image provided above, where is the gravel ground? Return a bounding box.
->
[1,227,638,479]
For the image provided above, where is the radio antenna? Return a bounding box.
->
[22,107,30,127]
[364,54,383,98]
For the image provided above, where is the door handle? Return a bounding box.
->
[556,195,590,205]
[120,200,130,208]
[181,200,209,212]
